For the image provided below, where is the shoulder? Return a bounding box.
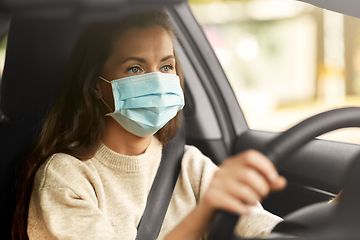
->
[42,152,84,168]
[182,145,219,176]
[34,153,96,190]
[183,145,217,167]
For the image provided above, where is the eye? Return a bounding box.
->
[127,66,142,74]
[160,64,173,72]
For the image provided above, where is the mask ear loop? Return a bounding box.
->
[100,98,114,113]
[98,76,114,113]
[99,76,111,83]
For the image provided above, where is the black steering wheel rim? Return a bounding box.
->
[207,107,360,240]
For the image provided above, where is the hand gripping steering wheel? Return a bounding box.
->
[207,107,360,240]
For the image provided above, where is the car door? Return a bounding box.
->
[168,1,360,218]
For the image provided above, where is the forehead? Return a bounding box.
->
[112,27,174,58]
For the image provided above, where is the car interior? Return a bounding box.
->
[1,0,360,239]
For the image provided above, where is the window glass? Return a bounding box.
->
[189,0,360,144]
[0,34,6,76]
[0,34,8,121]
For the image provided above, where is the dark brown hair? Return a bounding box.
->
[12,9,184,240]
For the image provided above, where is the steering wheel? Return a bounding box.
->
[207,107,360,240]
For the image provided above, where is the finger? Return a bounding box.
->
[205,188,250,215]
[239,150,283,189]
[271,175,287,191]
[236,168,271,198]
[225,179,260,205]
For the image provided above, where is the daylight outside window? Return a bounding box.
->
[189,0,360,144]
[0,35,6,77]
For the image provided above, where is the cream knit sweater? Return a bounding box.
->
[28,137,282,239]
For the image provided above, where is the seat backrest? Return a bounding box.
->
[0,15,80,238]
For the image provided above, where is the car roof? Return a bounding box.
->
[1,0,359,16]
[299,0,360,18]
[0,0,185,8]
[0,0,186,16]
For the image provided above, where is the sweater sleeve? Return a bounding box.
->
[28,154,120,240]
[183,145,282,239]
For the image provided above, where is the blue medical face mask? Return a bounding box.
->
[99,72,185,137]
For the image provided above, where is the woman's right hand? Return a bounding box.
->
[200,149,287,215]
[163,150,286,240]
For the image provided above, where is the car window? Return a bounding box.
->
[189,0,360,145]
[0,34,6,77]
[0,34,7,121]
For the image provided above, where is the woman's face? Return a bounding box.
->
[96,26,176,110]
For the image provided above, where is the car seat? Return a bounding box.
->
[0,14,82,238]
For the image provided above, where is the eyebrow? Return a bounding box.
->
[121,55,175,64]
[121,57,146,64]
[160,55,175,62]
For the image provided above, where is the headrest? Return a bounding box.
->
[0,5,182,121]
[0,16,79,121]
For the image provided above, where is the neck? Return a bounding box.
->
[102,117,152,155]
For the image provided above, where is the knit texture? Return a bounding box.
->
[28,137,282,239]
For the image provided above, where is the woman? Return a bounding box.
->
[13,10,286,240]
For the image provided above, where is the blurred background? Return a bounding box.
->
[1,0,360,144]
[189,0,360,144]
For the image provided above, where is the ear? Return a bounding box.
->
[94,80,103,99]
